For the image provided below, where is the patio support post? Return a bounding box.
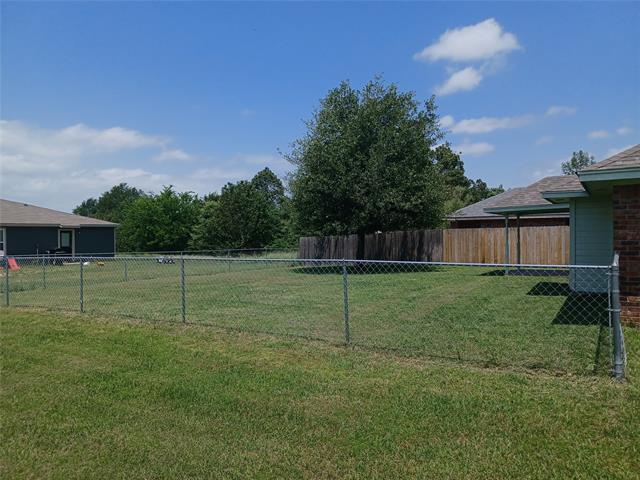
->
[79,259,84,313]
[342,260,351,344]
[4,257,9,307]
[504,215,510,275]
[180,255,186,323]
[516,214,521,266]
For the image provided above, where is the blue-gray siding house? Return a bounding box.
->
[483,144,640,324]
[0,199,117,256]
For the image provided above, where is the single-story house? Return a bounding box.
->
[447,182,570,228]
[0,199,117,256]
[484,144,640,324]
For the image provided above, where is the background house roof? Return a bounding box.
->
[448,184,570,220]
[581,144,640,171]
[0,199,117,227]
[482,175,582,213]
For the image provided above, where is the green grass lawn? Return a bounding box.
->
[1,309,638,479]
[3,258,613,374]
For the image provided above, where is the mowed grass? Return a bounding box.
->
[5,258,612,374]
[1,309,639,479]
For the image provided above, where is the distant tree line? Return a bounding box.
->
[74,77,504,252]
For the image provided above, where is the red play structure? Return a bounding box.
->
[0,258,21,271]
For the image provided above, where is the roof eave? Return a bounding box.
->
[578,167,640,183]
[484,203,570,215]
[540,190,590,203]
[0,223,118,228]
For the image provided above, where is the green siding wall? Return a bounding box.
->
[571,195,613,265]
[570,195,613,292]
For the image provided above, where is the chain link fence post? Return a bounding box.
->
[342,260,351,344]
[124,257,128,281]
[42,254,47,289]
[180,255,186,323]
[611,253,625,380]
[80,258,84,313]
[4,256,9,307]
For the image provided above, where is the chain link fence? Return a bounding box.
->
[1,254,625,378]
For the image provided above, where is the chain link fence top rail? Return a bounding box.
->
[2,255,620,376]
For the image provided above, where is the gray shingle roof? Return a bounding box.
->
[0,199,117,227]
[487,175,583,210]
[448,189,522,219]
[581,144,640,171]
[448,177,576,220]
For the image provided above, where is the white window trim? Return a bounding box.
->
[0,227,5,256]
[58,229,75,256]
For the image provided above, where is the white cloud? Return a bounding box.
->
[535,135,554,145]
[152,149,193,163]
[414,18,520,96]
[531,166,562,179]
[546,105,577,117]
[452,141,495,157]
[588,130,610,139]
[616,126,633,136]
[240,108,256,118]
[435,67,483,96]
[605,144,635,158]
[450,115,534,134]
[0,120,166,160]
[0,119,267,211]
[414,18,520,62]
[231,153,289,170]
[440,115,455,129]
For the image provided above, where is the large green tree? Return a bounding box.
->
[434,143,472,214]
[73,198,99,218]
[562,150,595,175]
[118,187,202,252]
[73,183,145,223]
[189,174,281,250]
[287,78,445,236]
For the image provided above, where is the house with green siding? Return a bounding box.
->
[484,144,640,324]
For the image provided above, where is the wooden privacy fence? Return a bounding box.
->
[298,225,570,264]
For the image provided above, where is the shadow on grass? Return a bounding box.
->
[527,282,572,296]
[290,264,446,275]
[527,281,611,374]
[481,269,568,277]
[527,282,609,326]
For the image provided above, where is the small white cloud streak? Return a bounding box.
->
[546,105,577,117]
[605,144,635,158]
[452,141,495,157]
[588,130,610,139]
[152,149,193,163]
[451,115,534,134]
[535,135,554,145]
[435,67,483,96]
[440,115,455,129]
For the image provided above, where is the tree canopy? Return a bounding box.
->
[118,187,202,252]
[287,78,446,236]
[562,150,595,175]
[73,183,145,224]
[432,144,503,214]
[72,78,508,251]
[189,168,291,250]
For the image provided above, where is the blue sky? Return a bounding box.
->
[1,1,638,211]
